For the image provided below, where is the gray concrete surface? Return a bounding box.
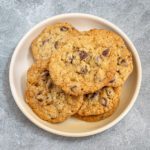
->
[0,0,150,149]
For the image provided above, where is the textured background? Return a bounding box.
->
[0,0,150,149]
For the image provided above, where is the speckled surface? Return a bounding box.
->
[0,0,150,149]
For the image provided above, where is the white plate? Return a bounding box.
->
[9,13,142,137]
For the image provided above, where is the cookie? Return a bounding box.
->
[49,33,117,96]
[108,45,133,86]
[76,87,121,116]
[31,22,79,60]
[84,29,125,49]
[74,105,118,122]
[25,60,83,123]
[86,29,133,87]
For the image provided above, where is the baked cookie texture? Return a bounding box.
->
[25,22,134,123]
[74,108,117,122]
[49,33,117,96]
[25,60,83,123]
[31,22,79,60]
[76,86,120,116]
[86,29,133,87]
[108,45,133,87]
[74,86,121,122]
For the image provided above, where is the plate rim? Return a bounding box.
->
[9,13,142,137]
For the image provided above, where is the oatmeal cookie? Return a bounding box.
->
[25,60,83,123]
[31,22,79,60]
[49,34,117,96]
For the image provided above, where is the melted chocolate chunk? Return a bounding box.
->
[41,70,49,81]
[46,79,53,89]
[109,79,115,83]
[70,85,78,92]
[37,99,43,102]
[85,92,99,99]
[117,57,128,66]
[54,41,59,49]
[102,48,110,57]
[80,66,88,74]
[79,51,88,60]
[90,92,98,99]
[41,70,49,77]
[60,26,69,31]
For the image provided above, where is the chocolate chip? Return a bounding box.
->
[79,51,88,60]
[46,103,51,106]
[46,79,53,89]
[77,65,90,74]
[60,26,69,31]
[36,94,43,102]
[35,83,39,86]
[42,39,49,45]
[100,98,107,106]
[90,92,99,99]
[85,92,99,99]
[36,92,45,102]
[41,70,49,77]
[70,85,78,92]
[37,91,42,95]
[106,88,114,97]
[109,79,115,83]
[80,66,88,74]
[54,41,59,49]
[117,70,121,75]
[85,94,89,98]
[117,57,128,66]
[37,99,43,102]
[102,48,110,57]
[41,70,49,81]
[46,101,53,106]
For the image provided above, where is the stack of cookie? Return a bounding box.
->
[25,22,133,123]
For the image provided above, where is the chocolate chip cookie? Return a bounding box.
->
[49,34,117,96]
[108,45,133,87]
[31,22,79,60]
[76,87,120,117]
[25,60,83,123]
[74,106,118,122]
[86,29,133,87]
